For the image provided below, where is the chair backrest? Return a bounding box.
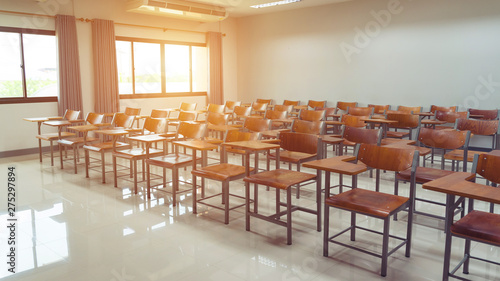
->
[265,109,288,120]
[342,126,381,145]
[279,132,319,155]
[206,112,229,125]
[341,114,367,128]
[150,109,168,118]
[243,118,271,132]
[291,119,325,135]
[308,100,326,109]
[180,102,197,111]
[233,106,252,117]
[455,118,499,136]
[283,100,299,106]
[336,101,357,113]
[468,108,499,120]
[85,112,104,125]
[274,104,294,113]
[417,127,470,150]
[124,107,141,116]
[386,113,420,129]
[435,111,468,124]
[397,105,422,114]
[251,102,268,112]
[347,106,374,116]
[111,113,135,128]
[223,130,260,142]
[63,109,81,121]
[368,104,390,114]
[299,109,325,121]
[143,117,168,134]
[472,153,500,185]
[256,99,272,105]
[430,105,457,113]
[177,111,197,122]
[207,104,225,114]
[176,122,207,140]
[224,101,241,112]
[356,143,418,172]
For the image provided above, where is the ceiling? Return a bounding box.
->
[189,0,352,18]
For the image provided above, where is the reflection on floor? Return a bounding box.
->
[0,150,499,281]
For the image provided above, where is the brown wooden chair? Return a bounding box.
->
[386,113,421,139]
[167,111,198,131]
[84,113,135,183]
[368,104,390,114]
[274,104,294,114]
[290,119,325,135]
[267,132,321,198]
[242,118,271,133]
[283,100,300,106]
[444,118,499,171]
[468,108,499,120]
[113,117,169,194]
[433,111,469,129]
[36,109,82,166]
[256,98,272,105]
[250,102,268,117]
[58,112,105,174]
[308,100,326,110]
[224,101,241,114]
[430,105,457,113]
[146,122,208,206]
[265,109,288,130]
[299,109,325,121]
[206,103,225,114]
[440,153,500,280]
[339,125,382,155]
[395,127,471,221]
[341,114,368,128]
[179,102,197,111]
[397,105,422,114]
[124,107,141,116]
[190,130,259,224]
[335,101,357,114]
[324,143,419,277]
[150,109,169,118]
[347,106,374,117]
[231,106,252,126]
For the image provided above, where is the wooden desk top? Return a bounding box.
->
[361,118,398,124]
[173,140,218,151]
[43,120,72,127]
[320,135,343,144]
[423,172,500,204]
[207,124,239,131]
[68,125,98,132]
[95,129,129,136]
[303,156,367,175]
[324,120,343,125]
[24,116,62,122]
[416,112,435,117]
[421,119,447,125]
[127,134,166,143]
[380,139,416,146]
[221,140,280,151]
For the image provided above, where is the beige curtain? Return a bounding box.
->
[92,19,120,114]
[55,14,83,116]
[207,32,223,105]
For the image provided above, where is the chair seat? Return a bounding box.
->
[325,189,408,218]
[58,137,99,146]
[342,140,356,147]
[269,151,317,163]
[83,141,131,152]
[386,131,409,138]
[444,149,484,162]
[243,169,316,190]
[451,210,500,246]
[192,163,251,181]
[36,132,75,141]
[147,153,198,168]
[397,167,454,184]
[114,147,163,159]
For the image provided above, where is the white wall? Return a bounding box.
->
[236,0,500,110]
[0,0,238,153]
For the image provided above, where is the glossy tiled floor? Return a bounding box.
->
[1,150,499,281]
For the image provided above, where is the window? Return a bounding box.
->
[116,37,208,98]
[0,27,58,104]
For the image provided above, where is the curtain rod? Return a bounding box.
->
[0,9,224,36]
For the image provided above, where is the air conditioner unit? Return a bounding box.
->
[126,0,228,22]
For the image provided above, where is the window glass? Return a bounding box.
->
[165,44,190,92]
[133,42,161,94]
[192,46,207,92]
[116,41,133,95]
[0,32,23,98]
[23,34,58,97]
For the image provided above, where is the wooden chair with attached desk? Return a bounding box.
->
[444,118,499,172]
[335,101,357,114]
[36,109,82,166]
[422,152,500,281]
[368,104,390,114]
[190,130,260,224]
[394,127,471,223]
[346,106,374,117]
[429,111,469,130]
[231,106,252,126]
[113,117,168,195]
[467,108,498,120]
[283,100,301,117]
[249,102,268,117]
[385,112,421,140]
[146,122,208,206]
[83,113,136,183]
[323,143,419,277]
[430,105,457,113]
[58,112,105,174]
[264,109,289,130]
[298,109,325,121]
[307,100,326,110]
[397,105,422,114]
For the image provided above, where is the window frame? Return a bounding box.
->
[0,26,58,104]
[115,36,207,99]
